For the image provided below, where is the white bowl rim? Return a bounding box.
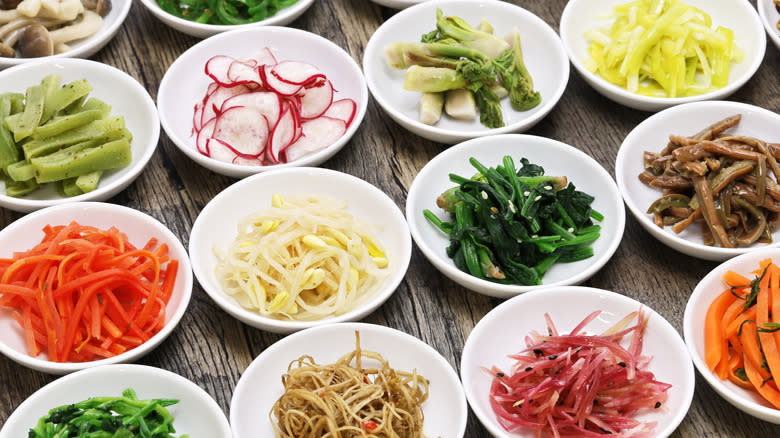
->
[757,0,780,51]
[0,202,193,374]
[362,0,570,140]
[137,0,315,33]
[230,321,468,437]
[559,0,767,108]
[406,133,626,297]
[615,100,780,260]
[0,0,132,69]
[0,58,160,212]
[189,167,412,332]
[462,285,695,438]
[157,26,368,177]
[0,363,231,438]
[683,246,780,422]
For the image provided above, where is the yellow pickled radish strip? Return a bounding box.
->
[584,0,743,97]
[214,193,390,321]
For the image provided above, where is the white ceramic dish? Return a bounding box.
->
[362,0,569,144]
[758,0,780,51]
[560,0,766,112]
[0,364,231,438]
[0,58,160,213]
[158,26,367,179]
[369,0,426,9]
[231,322,467,437]
[189,167,412,334]
[137,0,314,39]
[615,100,780,261]
[0,0,131,70]
[462,286,695,437]
[684,247,780,424]
[406,134,625,298]
[0,202,193,374]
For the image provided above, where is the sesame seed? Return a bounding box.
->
[524,191,530,196]
[544,185,552,190]
[534,195,541,202]
[480,191,488,199]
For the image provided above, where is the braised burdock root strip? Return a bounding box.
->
[639,115,780,248]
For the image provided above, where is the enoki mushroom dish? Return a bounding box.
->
[0,0,110,59]
[639,115,780,248]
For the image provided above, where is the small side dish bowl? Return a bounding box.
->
[136,0,314,39]
[189,167,412,334]
[0,364,231,438]
[560,0,766,112]
[0,58,160,213]
[0,202,193,374]
[615,100,780,261]
[462,286,695,438]
[758,0,780,51]
[684,247,780,424]
[231,322,468,438]
[363,0,569,144]
[158,26,367,179]
[406,134,625,298]
[368,0,425,9]
[0,0,131,70]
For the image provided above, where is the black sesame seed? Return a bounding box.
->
[548,355,558,360]
[525,367,533,372]
[655,401,662,409]
[533,349,543,355]
[618,362,626,367]
[496,372,505,378]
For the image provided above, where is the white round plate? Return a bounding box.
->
[231,322,467,438]
[0,58,160,213]
[406,134,625,298]
[758,0,780,51]
[0,364,231,438]
[0,202,193,374]
[363,0,569,144]
[137,0,314,38]
[560,0,766,112]
[684,247,780,424]
[158,26,367,178]
[615,100,780,261]
[189,167,412,334]
[0,0,131,70]
[462,286,695,438]
[369,0,426,9]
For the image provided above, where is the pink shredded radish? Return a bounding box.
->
[192,48,358,166]
[486,309,671,438]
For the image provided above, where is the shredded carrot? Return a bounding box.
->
[0,221,178,363]
[705,258,780,410]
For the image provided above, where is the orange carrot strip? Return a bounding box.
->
[739,319,763,373]
[723,270,751,287]
[756,266,780,383]
[725,306,757,339]
[744,353,780,409]
[705,288,736,373]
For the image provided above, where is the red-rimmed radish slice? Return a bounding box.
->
[201,84,250,128]
[206,138,238,163]
[196,117,216,156]
[283,116,346,162]
[242,48,277,67]
[323,99,357,127]
[212,106,270,157]
[298,80,334,120]
[271,61,325,85]
[232,156,265,166]
[227,60,263,87]
[205,55,240,87]
[267,104,298,164]
[260,64,302,96]
[221,91,282,128]
[193,102,203,135]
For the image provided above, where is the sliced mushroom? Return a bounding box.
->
[49,9,101,45]
[94,0,109,16]
[0,41,14,56]
[19,23,53,57]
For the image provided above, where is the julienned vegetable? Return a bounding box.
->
[28,388,188,438]
[487,310,671,437]
[384,8,541,128]
[423,156,602,286]
[155,0,298,25]
[0,222,178,362]
[0,75,132,198]
[584,0,744,97]
[705,258,780,408]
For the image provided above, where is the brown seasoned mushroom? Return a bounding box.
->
[79,0,109,16]
[18,23,53,57]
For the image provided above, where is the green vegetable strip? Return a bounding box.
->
[7,84,44,142]
[32,138,132,183]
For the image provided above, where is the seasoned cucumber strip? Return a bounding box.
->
[6,84,45,142]
[32,128,130,165]
[81,97,112,118]
[41,75,61,102]
[75,170,103,193]
[32,138,132,183]
[5,179,39,197]
[61,177,84,197]
[40,79,93,123]
[59,95,87,116]
[0,96,20,170]
[0,93,24,114]
[32,109,105,140]
[22,116,126,159]
[6,160,35,182]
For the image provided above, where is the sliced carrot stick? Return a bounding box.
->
[725,306,757,339]
[705,288,736,373]
[756,267,780,382]
[744,353,780,409]
[723,270,751,287]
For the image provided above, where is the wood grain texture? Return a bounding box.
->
[1,0,779,436]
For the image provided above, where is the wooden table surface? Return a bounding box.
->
[2,0,779,436]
